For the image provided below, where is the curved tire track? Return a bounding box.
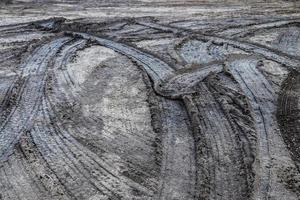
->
[1,17,300,200]
[63,32,197,200]
[183,81,254,200]
[227,57,298,200]
[158,99,196,200]
[0,37,70,161]
[277,73,300,169]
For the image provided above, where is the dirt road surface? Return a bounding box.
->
[0,1,300,199]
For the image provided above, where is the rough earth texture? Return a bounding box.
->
[0,1,300,200]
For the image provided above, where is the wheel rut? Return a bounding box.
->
[0,37,70,161]
[227,57,299,200]
[1,15,300,200]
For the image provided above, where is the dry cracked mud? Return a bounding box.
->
[0,0,300,200]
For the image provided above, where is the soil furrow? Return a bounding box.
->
[158,98,196,200]
[277,73,300,196]
[228,57,298,200]
[0,37,70,161]
[184,83,249,200]
[135,21,300,70]
[65,32,175,87]
[0,6,300,199]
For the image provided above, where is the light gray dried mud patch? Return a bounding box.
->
[245,25,300,57]
[177,39,243,65]
[256,59,289,93]
[45,44,159,199]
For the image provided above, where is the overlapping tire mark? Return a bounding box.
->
[64,32,224,99]
[1,16,300,200]
[64,32,199,200]
[50,39,160,193]
[0,37,70,161]
[227,57,300,200]
[183,84,252,200]
[137,21,300,70]
[66,32,175,85]
[227,58,274,200]
[217,18,300,38]
[65,32,258,200]
[31,40,156,199]
[127,20,300,199]
[32,96,153,199]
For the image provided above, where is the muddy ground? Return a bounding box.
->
[0,0,300,200]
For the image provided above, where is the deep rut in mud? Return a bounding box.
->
[0,12,300,200]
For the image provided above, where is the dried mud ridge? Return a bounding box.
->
[0,16,300,200]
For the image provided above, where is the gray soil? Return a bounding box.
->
[0,1,300,200]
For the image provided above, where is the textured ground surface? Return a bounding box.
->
[0,0,300,200]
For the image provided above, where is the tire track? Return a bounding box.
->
[34,95,154,199]
[277,73,300,168]
[217,18,300,38]
[183,81,252,200]
[135,21,300,70]
[205,73,257,198]
[28,40,155,199]
[31,100,110,200]
[228,58,273,200]
[227,57,298,200]
[276,72,300,196]
[66,25,299,200]
[158,99,196,200]
[0,37,70,161]
[0,155,40,200]
[64,32,198,199]
[18,132,73,200]
[51,41,161,192]
[1,16,299,200]
[65,32,175,88]
[64,31,224,99]
[275,27,300,57]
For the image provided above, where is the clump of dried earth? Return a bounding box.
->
[0,0,300,200]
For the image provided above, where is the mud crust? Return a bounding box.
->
[0,4,300,199]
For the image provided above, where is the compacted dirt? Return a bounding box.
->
[0,1,300,200]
